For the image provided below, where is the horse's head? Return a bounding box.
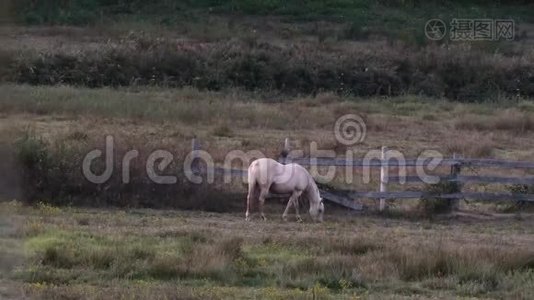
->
[309,198,324,222]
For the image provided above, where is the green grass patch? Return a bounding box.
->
[5,204,534,298]
[21,228,195,282]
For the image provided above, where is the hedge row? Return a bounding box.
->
[7,38,534,101]
[14,132,243,211]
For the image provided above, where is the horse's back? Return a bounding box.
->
[248,158,309,193]
[248,158,281,174]
[248,158,281,185]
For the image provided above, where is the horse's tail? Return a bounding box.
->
[247,162,257,191]
[246,162,258,211]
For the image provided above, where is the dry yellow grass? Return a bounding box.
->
[455,110,534,134]
[2,84,534,162]
[444,132,496,158]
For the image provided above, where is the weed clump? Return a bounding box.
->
[419,180,461,215]
[504,184,534,211]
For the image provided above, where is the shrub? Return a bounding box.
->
[16,0,100,25]
[14,131,243,210]
[341,20,370,41]
[8,37,534,101]
[212,124,234,137]
[505,184,534,211]
[15,131,52,201]
[419,180,461,216]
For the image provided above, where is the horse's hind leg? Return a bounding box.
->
[246,183,258,221]
[245,194,251,221]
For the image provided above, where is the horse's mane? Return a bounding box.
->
[301,174,320,205]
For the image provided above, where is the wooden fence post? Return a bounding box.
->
[379,146,388,211]
[450,153,462,211]
[280,137,290,164]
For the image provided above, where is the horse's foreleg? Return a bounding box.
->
[258,188,269,221]
[283,191,302,222]
[293,191,303,222]
[282,197,293,221]
[294,201,302,223]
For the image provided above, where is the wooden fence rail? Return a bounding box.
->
[288,157,534,169]
[347,191,534,202]
[389,175,534,185]
[193,138,534,211]
[214,170,534,186]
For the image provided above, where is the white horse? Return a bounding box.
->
[246,158,324,222]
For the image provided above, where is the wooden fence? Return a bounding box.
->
[192,138,534,211]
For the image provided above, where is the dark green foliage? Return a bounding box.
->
[12,0,377,25]
[13,0,534,25]
[7,1,534,101]
[507,184,534,194]
[9,37,534,101]
[342,20,371,41]
[15,131,52,200]
[419,180,461,215]
[17,0,100,25]
[506,184,534,210]
[14,132,243,210]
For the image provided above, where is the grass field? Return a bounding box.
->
[2,83,534,160]
[1,84,534,298]
[2,1,534,298]
[2,201,534,299]
[2,83,534,206]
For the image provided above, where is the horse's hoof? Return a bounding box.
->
[296,217,303,223]
[261,215,267,221]
[282,215,288,222]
